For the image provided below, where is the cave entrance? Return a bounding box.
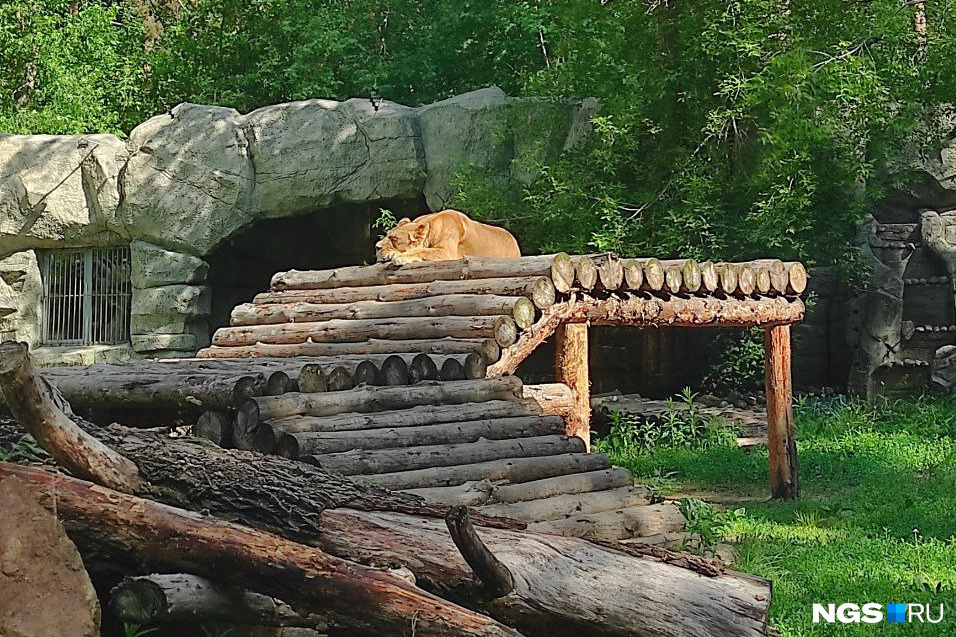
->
[206,200,427,335]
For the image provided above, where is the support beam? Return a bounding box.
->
[554,322,590,448]
[765,325,799,499]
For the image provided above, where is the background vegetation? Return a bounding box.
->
[3,1,955,267]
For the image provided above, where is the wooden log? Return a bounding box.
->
[592,253,624,290]
[358,452,610,491]
[326,366,354,392]
[554,324,590,447]
[751,263,772,294]
[110,574,328,628]
[661,259,701,293]
[353,359,381,386]
[736,263,756,295]
[271,254,575,293]
[297,364,328,393]
[490,468,634,504]
[199,338,502,364]
[521,382,576,419]
[638,258,665,291]
[480,487,652,523]
[0,341,142,492]
[308,435,586,476]
[440,357,466,381]
[715,262,739,295]
[410,353,440,382]
[231,295,538,330]
[3,464,522,637]
[785,262,808,295]
[381,354,411,385]
[699,261,719,293]
[765,324,799,499]
[212,315,521,348]
[254,277,557,311]
[572,256,598,290]
[194,411,233,447]
[621,259,644,290]
[445,506,515,599]
[752,259,788,294]
[277,415,567,458]
[238,377,524,431]
[266,370,294,395]
[403,481,496,507]
[526,503,687,541]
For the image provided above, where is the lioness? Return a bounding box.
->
[375,209,521,264]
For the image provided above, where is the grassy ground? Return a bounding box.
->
[599,395,956,636]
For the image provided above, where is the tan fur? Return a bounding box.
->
[375,209,521,264]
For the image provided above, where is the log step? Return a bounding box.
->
[526,502,687,541]
[306,434,586,476]
[490,467,635,504]
[478,486,652,523]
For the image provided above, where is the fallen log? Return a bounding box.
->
[0,341,142,491]
[308,435,586,476]
[254,277,557,311]
[277,415,566,458]
[526,503,687,541]
[479,487,651,523]
[231,295,538,330]
[490,468,635,504]
[110,574,328,629]
[271,254,575,294]
[212,315,520,348]
[238,377,524,431]
[255,400,540,453]
[357,453,611,491]
[0,345,772,637]
[198,338,502,364]
[3,463,522,637]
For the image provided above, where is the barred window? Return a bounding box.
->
[40,247,131,346]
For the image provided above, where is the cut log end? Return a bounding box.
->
[493,316,519,348]
[353,360,381,386]
[512,296,536,330]
[327,366,354,392]
[573,257,598,290]
[195,411,232,447]
[410,353,439,383]
[550,253,576,293]
[297,364,328,394]
[381,355,411,386]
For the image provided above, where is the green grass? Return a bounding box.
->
[601,395,956,636]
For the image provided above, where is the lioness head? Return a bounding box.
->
[375,217,427,261]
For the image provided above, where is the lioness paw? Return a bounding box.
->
[391,253,423,265]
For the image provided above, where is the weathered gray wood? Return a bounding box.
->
[309,435,585,476]
[194,411,233,447]
[490,468,635,504]
[403,481,496,507]
[277,416,566,458]
[198,338,501,364]
[479,487,652,523]
[526,502,687,540]
[357,453,611,490]
[231,294,538,330]
[254,276,557,310]
[271,254,575,293]
[109,574,328,628]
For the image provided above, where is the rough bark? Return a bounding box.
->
[270,254,574,294]
[277,416,566,458]
[254,277,557,311]
[490,468,635,504]
[2,464,522,637]
[110,574,328,628]
[231,295,537,330]
[554,323,590,446]
[520,383,576,419]
[526,503,687,540]
[212,315,520,348]
[308,435,586,476]
[0,341,142,491]
[478,487,651,523]
[199,338,501,365]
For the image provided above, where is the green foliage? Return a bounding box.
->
[594,387,739,455]
[373,208,398,231]
[0,434,47,463]
[608,394,956,636]
[679,498,746,556]
[702,327,766,392]
[2,1,956,264]
[123,624,157,637]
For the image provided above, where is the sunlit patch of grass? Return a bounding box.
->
[601,394,956,636]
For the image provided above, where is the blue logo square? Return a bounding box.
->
[886,604,906,623]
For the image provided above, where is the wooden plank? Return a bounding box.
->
[765,324,799,499]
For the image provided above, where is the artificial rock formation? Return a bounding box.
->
[0,88,595,358]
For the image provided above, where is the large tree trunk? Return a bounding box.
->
[231,295,537,330]
[271,254,575,294]
[2,463,522,637]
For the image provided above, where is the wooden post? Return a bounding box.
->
[555,322,590,449]
[765,325,800,499]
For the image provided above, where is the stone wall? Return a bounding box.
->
[0,87,597,360]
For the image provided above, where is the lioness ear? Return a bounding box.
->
[396,217,411,226]
[413,224,428,240]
